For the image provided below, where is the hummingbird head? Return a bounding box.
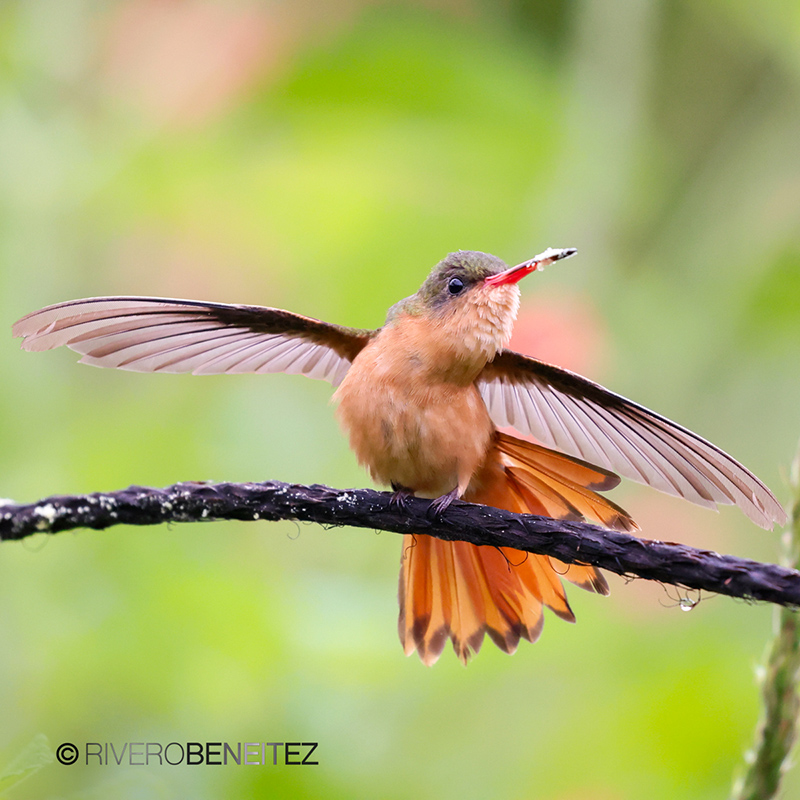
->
[416,251,508,306]
[399,248,576,367]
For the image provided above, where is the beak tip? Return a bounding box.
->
[547,247,577,262]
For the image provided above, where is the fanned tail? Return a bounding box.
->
[398,432,637,665]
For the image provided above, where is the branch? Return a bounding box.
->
[0,479,796,607]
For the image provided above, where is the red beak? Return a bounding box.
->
[484,247,577,287]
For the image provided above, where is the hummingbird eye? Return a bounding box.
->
[447,277,465,295]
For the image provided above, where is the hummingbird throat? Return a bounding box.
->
[442,282,520,368]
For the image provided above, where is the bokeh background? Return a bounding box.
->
[1,1,799,798]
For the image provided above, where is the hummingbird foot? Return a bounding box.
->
[390,484,414,509]
[427,487,460,519]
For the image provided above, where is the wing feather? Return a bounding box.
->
[478,351,786,528]
[13,297,373,387]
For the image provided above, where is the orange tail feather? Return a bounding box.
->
[398,433,634,664]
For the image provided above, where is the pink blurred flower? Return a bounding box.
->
[509,288,610,377]
[100,0,291,126]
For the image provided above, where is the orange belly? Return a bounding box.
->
[333,344,494,499]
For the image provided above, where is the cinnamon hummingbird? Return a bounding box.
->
[12,248,787,665]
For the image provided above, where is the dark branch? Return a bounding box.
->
[0,479,796,607]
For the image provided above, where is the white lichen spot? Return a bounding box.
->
[34,503,58,530]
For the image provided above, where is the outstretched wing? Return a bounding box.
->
[478,351,786,529]
[13,297,373,387]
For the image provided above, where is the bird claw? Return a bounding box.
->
[427,488,460,519]
[390,484,414,509]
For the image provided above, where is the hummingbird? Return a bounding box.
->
[12,248,786,665]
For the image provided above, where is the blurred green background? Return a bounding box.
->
[1,1,799,798]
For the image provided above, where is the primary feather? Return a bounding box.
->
[479,353,786,529]
[12,297,372,386]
